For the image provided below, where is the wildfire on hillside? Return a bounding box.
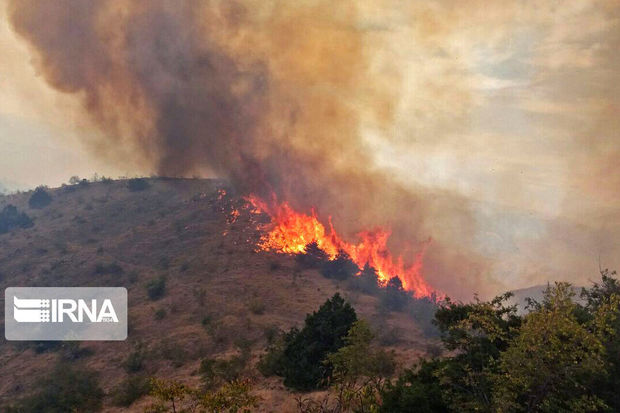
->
[246,194,438,299]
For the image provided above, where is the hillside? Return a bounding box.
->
[0,178,436,412]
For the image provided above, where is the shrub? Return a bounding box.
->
[8,361,104,412]
[199,353,249,388]
[269,260,282,271]
[124,343,146,373]
[264,293,358,390]
[348,264,381,295]
[28,186,52,209]
[0,204,33,234]
[295,241,329,269]
[127,178,150,192]
[248,298,266,315]
[154,308,166,320]
[110,375,151,407]
[380,277,410,312]
[379,359,449,413]
[320,251,359,281]
[146,275,166,300]
[93,262,124,275]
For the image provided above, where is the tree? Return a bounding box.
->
[325,320,395,412]
[380,277,410,311]
[274,293,358,390]
[148,378,189,413]
[0,204,33,234]
[146,378,259,413]
[28,186,52,209]
[348,264,381,295]
[493,283,610,412]
[320,251,359,281]
[296,241,329,269]
[581,270,620,411]
[8,361,104,412]
[128,177,150,192]
[379,359,449,413]
[433,292,521,411]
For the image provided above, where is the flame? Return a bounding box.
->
[247,195,437,298]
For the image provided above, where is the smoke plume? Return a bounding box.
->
[7,0,620,298]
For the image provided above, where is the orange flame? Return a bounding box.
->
[247,195,437,299]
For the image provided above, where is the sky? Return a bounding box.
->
[1,0,619,296]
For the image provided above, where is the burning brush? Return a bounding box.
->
[245,194,440,300]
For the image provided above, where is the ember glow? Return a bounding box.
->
[247,195,437,299]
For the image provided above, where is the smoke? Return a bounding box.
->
[7,0,620,299]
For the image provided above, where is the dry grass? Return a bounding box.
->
[0,178,433,412]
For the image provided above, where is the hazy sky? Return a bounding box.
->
[1,0,619,295]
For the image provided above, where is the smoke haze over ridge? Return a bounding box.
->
[4,0,620,298]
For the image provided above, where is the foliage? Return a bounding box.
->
[145,378,259,413]
[248,298,266,315]
[320,251,359,281]
[379,276,410,311]
[94,262,124,275]
[581,269,620,411]
[147,275,167,300]
[200,351,249,389]
[296,241,329,269]
[128,177,150,192]
[379,359,449,413]
[125,342,147,373]
[347,264,381,295]
[260,293,357,391]
[110,375,151,407]
[28,186,52,209]
[377,271,620,413]
[325,320,395,412]
[0,204,33,234]
[493,283,610,412]
[432,291,522,411]
[7,361,103,412]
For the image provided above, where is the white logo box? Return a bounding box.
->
[5,287,127,341]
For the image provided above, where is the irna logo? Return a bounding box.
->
[13,296,119,323]
[5,287,127,341]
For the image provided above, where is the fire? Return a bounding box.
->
[247,195,437,299]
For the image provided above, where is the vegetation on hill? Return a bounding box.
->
[1,178,618,412]
[380,271,620,413]
[28,186,52,209]
[0,204,33,234]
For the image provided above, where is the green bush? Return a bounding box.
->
[0,204,33,234]
[380,359,448,413]
[7,361,103,412]
[127,178,150,192]
[320,251,359,281]
[262,293,358,390]
[93,262,124,275]
[154,308,166,320]
[110,375,151,407]
[248,298,266,315]
[199,353,248,388]
[295,241,329,269]
[28,186,52,209]
[379,276,410,312]
[348,264,381,295]
[124,343,146,373]
[146,275,166,300]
